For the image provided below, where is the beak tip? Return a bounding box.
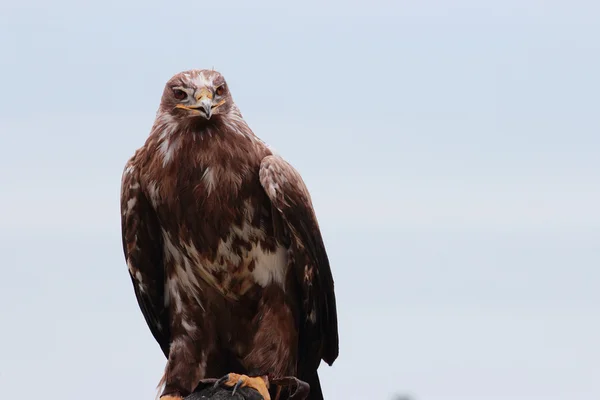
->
[199,97,213,119]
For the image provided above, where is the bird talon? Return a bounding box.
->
[221,373,270,400]
[214,373,231,388]
[231,378,244,396]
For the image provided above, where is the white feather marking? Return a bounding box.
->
[230,223,253,242]
[201,167,216,195]
[163,230,206,312]
[165,276,183,312]
[162,230,181,262]
[155,115,179,167]
[129,182,140,190]
[169,337,186,353]
[269,182,279,198]
[173,265,206,312]
[157,114,176,138]
[127,260,136,274]
[158,138,170,157]
[148,182,160,206]
[250,244,288,287]
[135,271,147,294]
[199,354,207,377]
[159,136,180,166]
[162,221,287,307]
[124,165,135,175]
[126,198,137,214]
[193,71,213,88]
[215,234,242,265]
[214,222,288,289]
[181,256,202,290]
[181,319,196,332]
[184,240,202,265]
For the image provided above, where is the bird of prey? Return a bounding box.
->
[120,69,338,400]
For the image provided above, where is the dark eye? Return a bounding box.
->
[173,89,187,100]
[215,85,225,96]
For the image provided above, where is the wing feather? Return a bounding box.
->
[259,155,339,367]
[120,162,170,357]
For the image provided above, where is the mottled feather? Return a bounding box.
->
[120,69,338,400]
[259,155,339,366]
[121,163,171,357]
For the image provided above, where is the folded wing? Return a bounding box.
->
[121,163,170,357]
[259,155,339,370]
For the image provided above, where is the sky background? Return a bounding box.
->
[1,1,599,399]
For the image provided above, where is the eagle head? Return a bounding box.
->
[159,69,233,121]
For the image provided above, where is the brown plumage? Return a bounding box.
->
[120,69,338,400]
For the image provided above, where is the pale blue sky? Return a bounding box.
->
[1,1,599,399]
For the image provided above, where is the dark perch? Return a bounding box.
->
[185,376,310,400]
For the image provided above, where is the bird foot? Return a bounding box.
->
[160,396,184,400]
[216,373,270,400]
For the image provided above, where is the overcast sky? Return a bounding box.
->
[1,1,599,399]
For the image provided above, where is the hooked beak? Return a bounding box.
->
[175,88,214,119]
[194,87,214,119]
[197,97,213,119]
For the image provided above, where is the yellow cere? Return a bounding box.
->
[196,87,213,100]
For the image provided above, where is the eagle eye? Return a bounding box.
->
[215,85,225,96]
[173,89,187,101]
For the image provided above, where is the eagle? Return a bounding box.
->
[120,69,339,400]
